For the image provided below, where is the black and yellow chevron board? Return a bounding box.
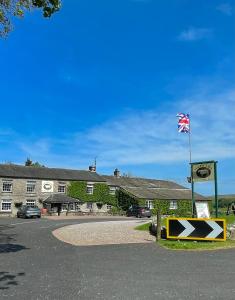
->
[167,218,226,241]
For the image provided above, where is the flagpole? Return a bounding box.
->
[188,119,195,217]
[188,128,192,164]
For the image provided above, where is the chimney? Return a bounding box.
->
[114,168,120,178]
[89,165,96,172]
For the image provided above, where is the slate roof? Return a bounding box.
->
[103,175,206,201]
[0,164,104,182]
[43,194,80,204]
[121,186,205,201]
[103,175,189,189]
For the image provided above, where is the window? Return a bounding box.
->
[169,200,178,210]
[1,199,12,211]
[26,200,36,207]
[146,200,154,209]
[109,186,116,195]
[2,181,13,192]
[69,203,75,211]
[107,205,112,210]
[58,185,66,193]
[86,184,93,194]
[87,202,93,209]
[62,204,68,211]
[75,203,80,211]
[26,181,36,193]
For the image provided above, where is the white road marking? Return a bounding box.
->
[178,220,195,237]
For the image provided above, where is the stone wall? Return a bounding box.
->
[0,177,69,217]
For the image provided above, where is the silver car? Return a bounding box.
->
[17,206,41,218]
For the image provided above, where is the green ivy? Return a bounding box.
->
[67,181,117,206]
[117,189,192,217]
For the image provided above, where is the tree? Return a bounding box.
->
[25,158,45,167]
[0,0,61,37]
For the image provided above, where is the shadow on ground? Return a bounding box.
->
[0,272,25,290]
[0,225,29,253]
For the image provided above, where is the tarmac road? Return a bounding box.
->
[1,216,235,300]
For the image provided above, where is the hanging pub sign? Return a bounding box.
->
[192,161,215,182]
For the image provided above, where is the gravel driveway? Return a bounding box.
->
[53,220,155,246]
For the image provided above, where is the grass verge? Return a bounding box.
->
[135,221,235,251]
[135,222,150,231]
[158,239,235,250]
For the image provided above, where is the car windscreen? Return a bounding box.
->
[27,207,39,211]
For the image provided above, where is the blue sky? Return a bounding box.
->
[0,0,234,195]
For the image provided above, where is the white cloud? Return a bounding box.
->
[79,88,235,167]
[3,87,235,170]
[216,3,233,15]
[177,27,212,41]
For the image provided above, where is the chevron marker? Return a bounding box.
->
[205,221,223,238]
[178,220,195,237]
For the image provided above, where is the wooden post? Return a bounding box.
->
[156,209,161,241]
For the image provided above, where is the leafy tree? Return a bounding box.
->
[25,158,45,167]
[0,0,61,37]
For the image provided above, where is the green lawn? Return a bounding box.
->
[134,222,150,231]
[159,239,235,250]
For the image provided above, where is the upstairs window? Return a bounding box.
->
[26,181,36,193]
[86,184,93,195]
[109,187,116,195]
[2,181,13,192]
[169,200,178,210]
[58,185,66,193]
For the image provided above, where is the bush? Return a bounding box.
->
[109,207,125,216]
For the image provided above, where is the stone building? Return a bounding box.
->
[0,164,106,217]
[103,169,207,214]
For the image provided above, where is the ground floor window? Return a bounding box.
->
[26,199,36,207]
[62,204,68,211]
[169,200,178,210]
[107,205,112,210]
[146,200,154,209]
[87,202,93,209]
[1,199,12,212]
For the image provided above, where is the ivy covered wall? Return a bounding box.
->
[67,181,117,206]
[117,189,192,216]
[67,182,206,217]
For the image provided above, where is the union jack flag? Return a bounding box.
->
[176,113,190,133]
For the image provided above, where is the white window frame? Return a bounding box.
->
[58,185,66,193]
[26,181,36,193]
[146,200,154,209]
[1,199,12,212]
[169,200,178,210]
[2,181,13,192]
[86,184,94,195]
[109,186,116,195]
[26,199,36,207]
[87,202,93,209]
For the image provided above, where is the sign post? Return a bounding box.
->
[190,160,218,218]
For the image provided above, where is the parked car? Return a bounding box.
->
[17,206,41,219]
[126,206,151,218]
